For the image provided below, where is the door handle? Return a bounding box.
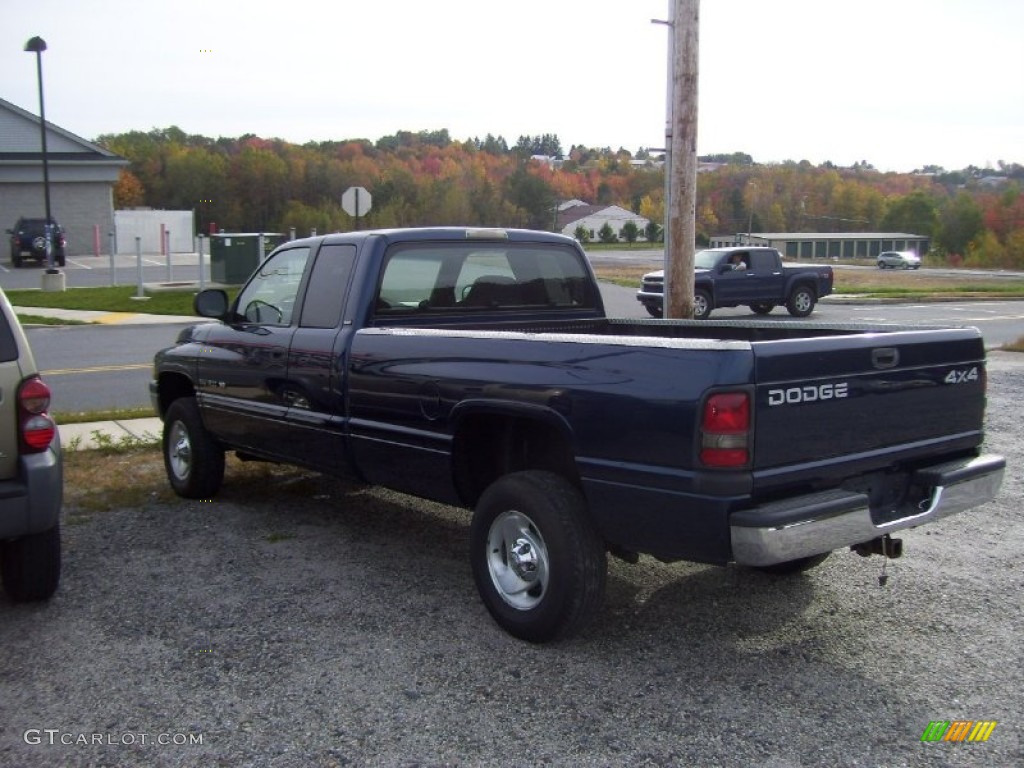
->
[872,347,900,369]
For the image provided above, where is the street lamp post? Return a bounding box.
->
[24,36,56,273]
[746,180,758,244]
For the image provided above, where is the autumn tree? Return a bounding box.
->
[506,168,555,229]
[937,192,985,256]
[881,190,940,237]
[93,125,1022,266]
[113,170,145,208]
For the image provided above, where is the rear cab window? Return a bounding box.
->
[373,242,597,319]
[749,251,780,271]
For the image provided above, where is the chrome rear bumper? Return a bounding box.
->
[730,454,1005,566]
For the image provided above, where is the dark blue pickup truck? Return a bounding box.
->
[151,227,1004,641]
[636,246,834,319]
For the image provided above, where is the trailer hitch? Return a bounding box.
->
[852,534,903,559]
[853,534,903,586]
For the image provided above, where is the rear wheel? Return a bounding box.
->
[470,471,606,642]
[163,397,225,499]
[1,525,61,601]
[749,302,774,315]
[786,285,816,317]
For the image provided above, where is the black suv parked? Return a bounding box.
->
[7,217,67,268]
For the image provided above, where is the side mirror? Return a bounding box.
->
[718,263,733,274]
[194,288,230,319]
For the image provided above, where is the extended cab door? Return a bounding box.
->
[747,250,785,300]
[195,245,312,456]
[278,242,358,472]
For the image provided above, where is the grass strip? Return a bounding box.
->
[54,406,156,425]
[5,286,199,315]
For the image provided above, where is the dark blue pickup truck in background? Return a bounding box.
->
[636,246,834,319]
[151,228,1004,641]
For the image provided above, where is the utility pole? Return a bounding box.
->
[665,0,699,318]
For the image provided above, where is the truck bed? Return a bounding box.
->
[358,316,987,473]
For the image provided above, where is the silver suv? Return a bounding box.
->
[0,288,62,601]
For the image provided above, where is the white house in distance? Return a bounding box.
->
[556,200,650,242]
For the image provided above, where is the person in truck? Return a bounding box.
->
[730,253,747,270]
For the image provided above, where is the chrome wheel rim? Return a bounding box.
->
[168,421,192,481]
[694,294,709,318]
[794,291,812,313]
[486,510,550,610]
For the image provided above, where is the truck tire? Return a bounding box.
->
[749,302,774,315]
[693,289,712,320]
[752,552,830,575]
[786,285,816,317]
[1,525,61,601]
[470,471,606,642]
[163,397,225,499]
[645,303,662,319]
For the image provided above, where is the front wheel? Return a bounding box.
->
[644,303,662,319]
[693,289,713,320]
[1,525,61,601]
[786,285,817,317]
[470,471,606,642]
[163,397,225,499]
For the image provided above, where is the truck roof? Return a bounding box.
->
[293,227,579,248]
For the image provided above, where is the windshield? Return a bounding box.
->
[694,249,728,269]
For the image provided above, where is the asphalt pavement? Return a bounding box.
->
[14,306,190,451]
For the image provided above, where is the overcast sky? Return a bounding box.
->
[3,0,1022,173]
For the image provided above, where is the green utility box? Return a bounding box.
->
[209,233,285,284]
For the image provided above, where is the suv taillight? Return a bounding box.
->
[700,392,750,467]
[18,376,56,452]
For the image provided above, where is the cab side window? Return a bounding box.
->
[235,247,311,325]
[300,244,357,328]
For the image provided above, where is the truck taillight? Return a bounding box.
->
[700,392,750,467]
[18,376,55,452]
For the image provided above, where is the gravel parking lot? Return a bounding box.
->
[1,353,1021,768]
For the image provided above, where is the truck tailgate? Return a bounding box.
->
[751,328,987,488]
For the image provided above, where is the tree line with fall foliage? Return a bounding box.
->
[98,127,1024,268]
